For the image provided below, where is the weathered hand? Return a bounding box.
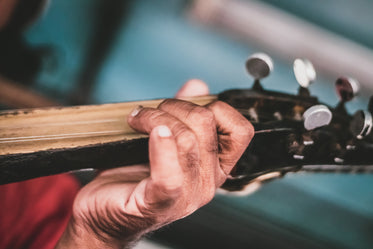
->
[55,80,254,249]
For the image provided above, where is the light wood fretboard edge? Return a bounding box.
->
[0,95,217,156]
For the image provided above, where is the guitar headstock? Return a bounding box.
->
[219,53,373,192]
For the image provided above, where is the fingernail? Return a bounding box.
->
[130,105,143,117]
[157,125,172,138]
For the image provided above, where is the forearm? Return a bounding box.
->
[55,219,138,249]
[0,0,19,29]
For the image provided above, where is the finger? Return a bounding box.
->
[145,125,184,207]
[123,125,184,219]
[158,99,220,190]
[127,106,200,173]
[149,126,182,186]
[97,165,149,181]
[128,106,184,135]
[206,101,254,176]
[175,79,209,98]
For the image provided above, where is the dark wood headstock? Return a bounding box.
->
[220,55,373,191]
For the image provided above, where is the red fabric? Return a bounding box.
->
[0,174,80,249]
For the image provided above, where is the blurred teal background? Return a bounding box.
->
[19,0,373,248]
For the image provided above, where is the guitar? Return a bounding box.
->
[1,53,373,192]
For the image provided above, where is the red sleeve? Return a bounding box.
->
[0,174,80,249]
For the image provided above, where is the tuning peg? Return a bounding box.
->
[335,77,360,115]
[246,53,273,91]
[293,58,316,97]
[350,110,373,139]
[335,77,360,102]
[293,58,316,88]
[303,105,333,131]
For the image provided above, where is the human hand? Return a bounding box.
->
[55,80,254,249]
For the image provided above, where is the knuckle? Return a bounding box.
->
[187,106,215,126]
[132,108,162,123]
[144,109,166,122]
[207,100,225,111]
[235,119,255,144]
[144,182,183,211]
[174,127,200,172]
[158,98,178,109]
[160,99,216,127]
[175,127,198,152]
[153,180,183,197]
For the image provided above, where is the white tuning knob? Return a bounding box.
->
[303,105,333,131]
[245,53,273,80]
[335,77,360,102]
[293,58,316,88]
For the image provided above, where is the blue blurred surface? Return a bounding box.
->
[23,0,373,248]
[260,0,373,49]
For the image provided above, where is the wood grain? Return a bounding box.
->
[0,95,216,156]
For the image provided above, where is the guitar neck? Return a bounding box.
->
[0,95,216,184]
[2,91,373,187]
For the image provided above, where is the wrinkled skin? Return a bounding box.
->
[0,5,254,249]
[55,80,254,248]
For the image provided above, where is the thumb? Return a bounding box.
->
[145,125,184,208]
[175,79,209,98]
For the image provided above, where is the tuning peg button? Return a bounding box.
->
[303,105,332,131]
[335,77,360,102]
[246,53,273,80]
[350,110,373,139]
[293,58,316,88]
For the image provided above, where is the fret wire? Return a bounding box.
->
[0,118,123,129]
[0,130,126,144]
[0,128,292,144]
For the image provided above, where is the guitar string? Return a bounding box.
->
[0,127,291,144]
[301,165,373,172]
[0,118,127,144]
[0,130,126,144]
[0,118,123,129]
